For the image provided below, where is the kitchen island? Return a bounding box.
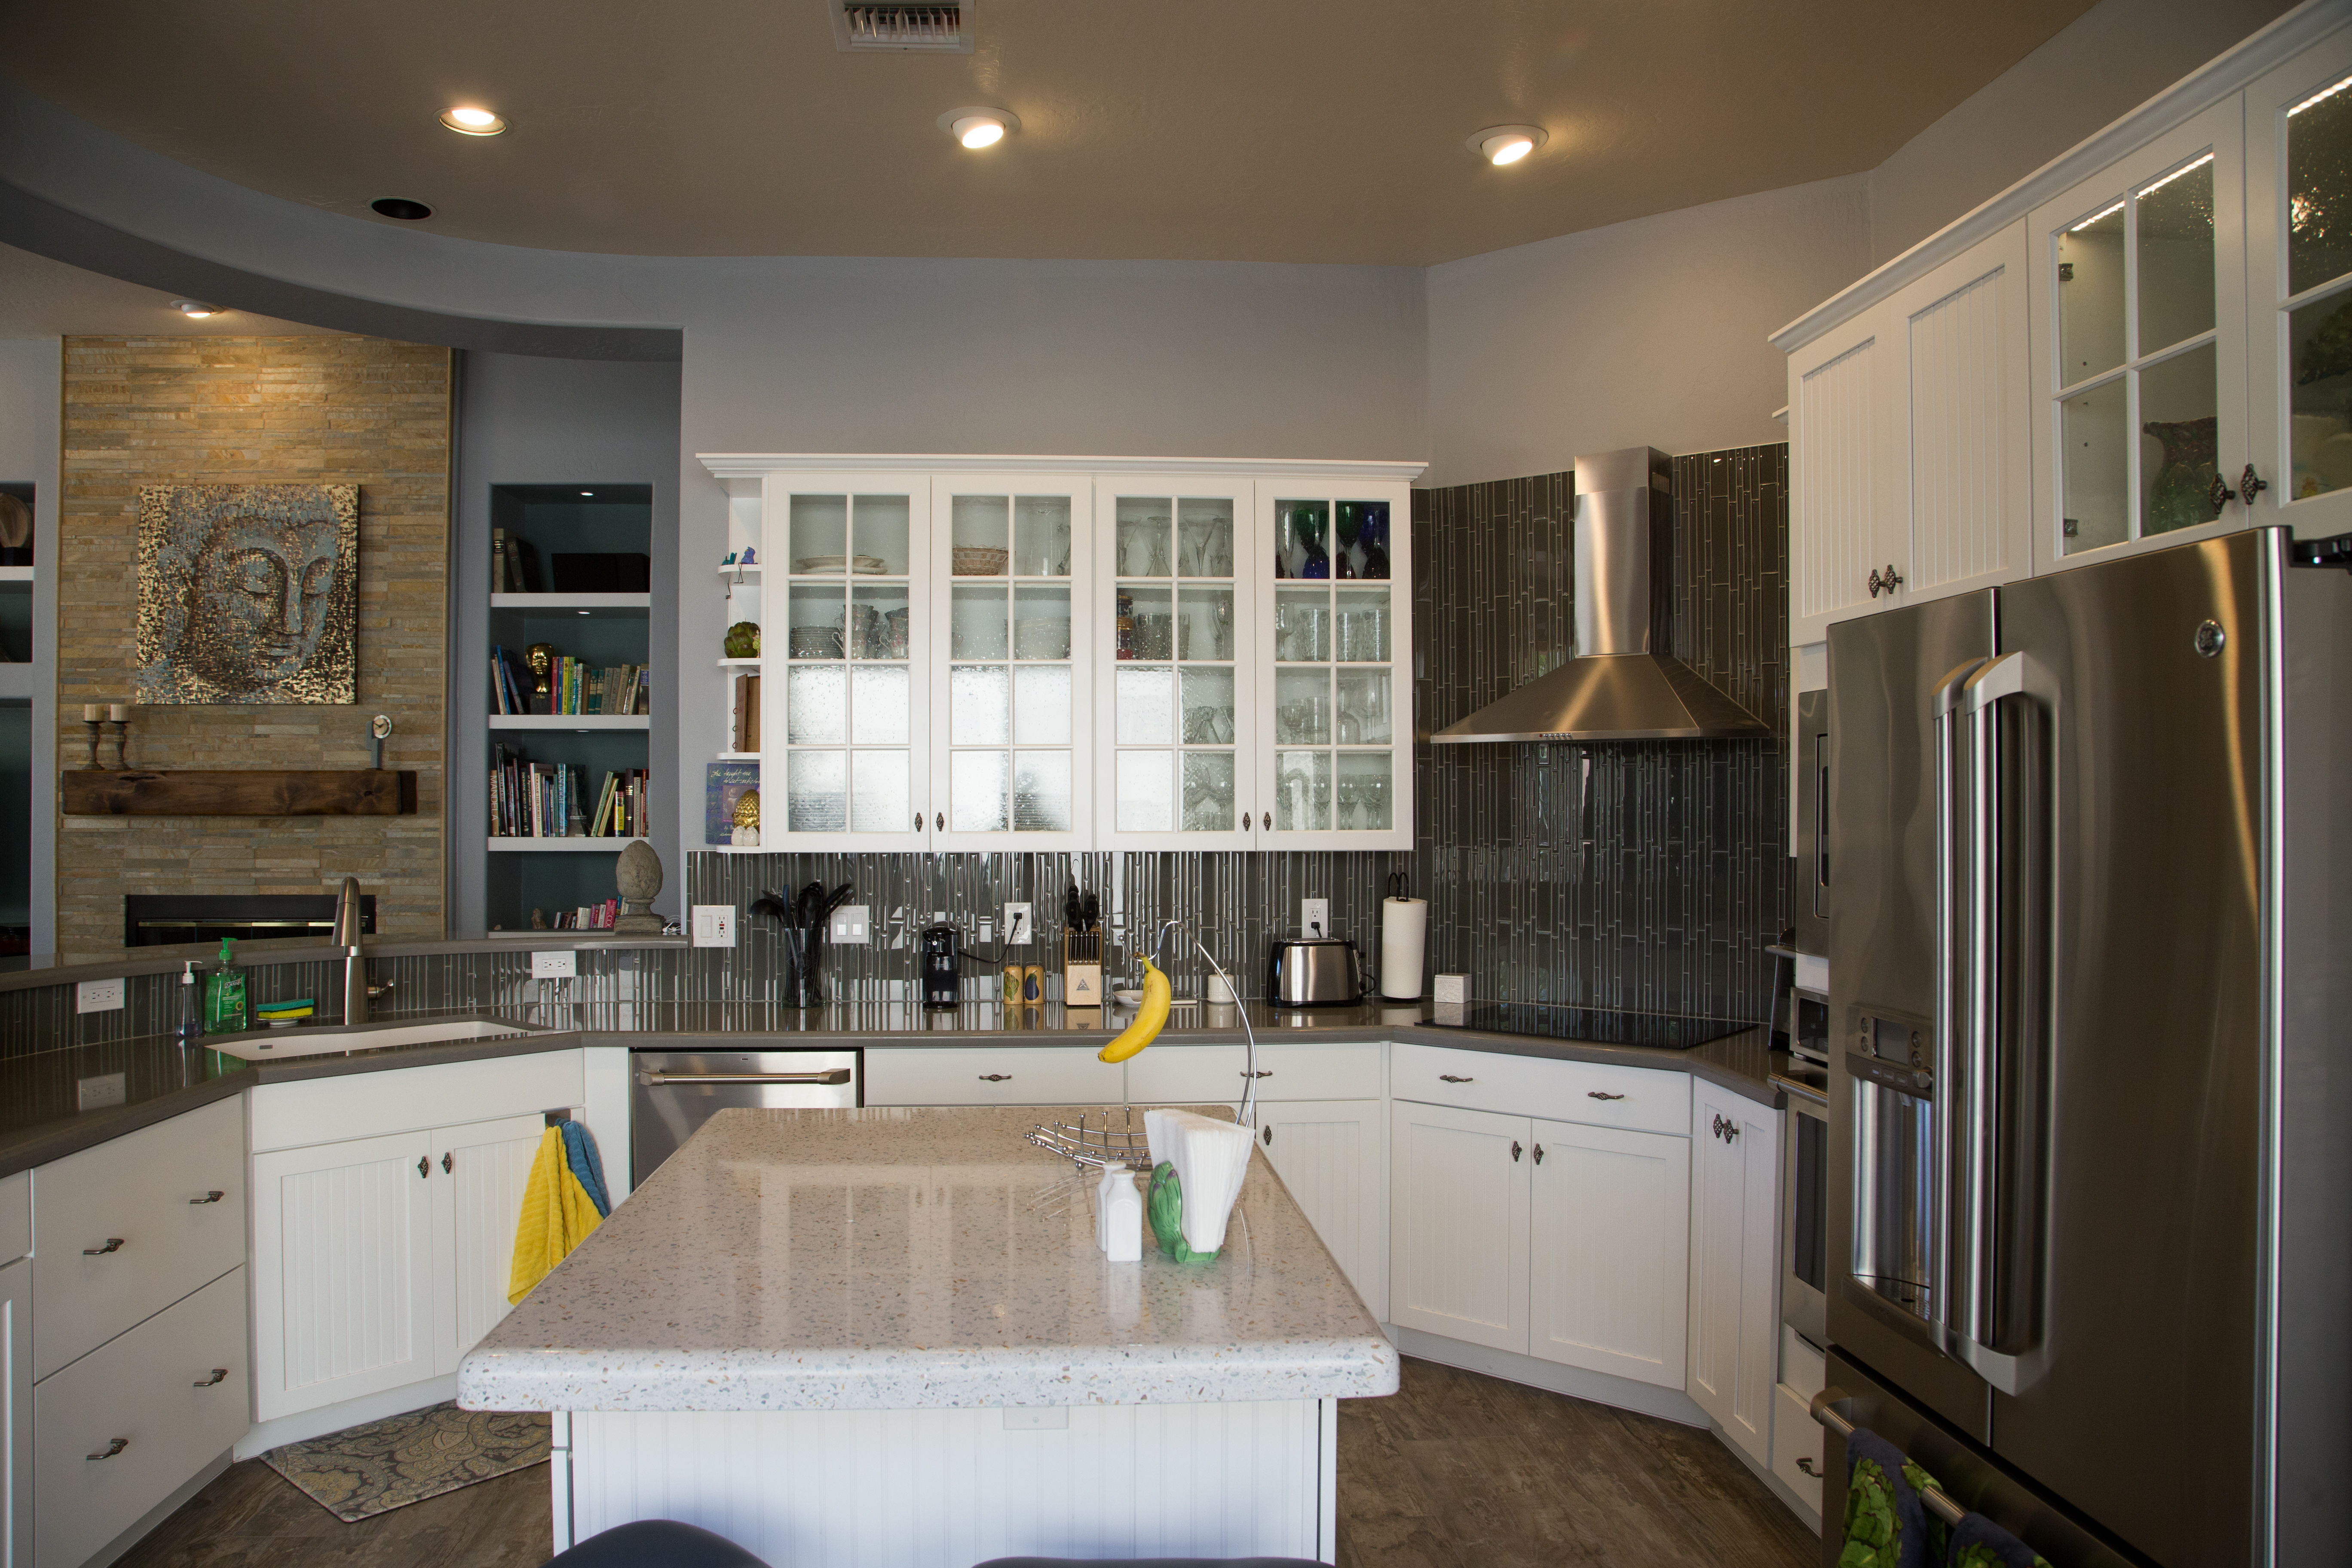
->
[458,1103,1398,1566]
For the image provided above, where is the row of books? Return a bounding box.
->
[492,528,542,594]
[730,673,762,753]
[491,647,652,716]
[490,748,651,839]
[544,900,623,931]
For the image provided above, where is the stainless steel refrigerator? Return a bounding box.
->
[1822,527,2352,1567]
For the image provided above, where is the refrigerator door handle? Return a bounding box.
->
[1931,658,1990,1352]
[1955,652,2036,1395]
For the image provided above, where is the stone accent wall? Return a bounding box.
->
[56,337,451,957]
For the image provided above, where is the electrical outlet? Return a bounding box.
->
[1301,899,1330,938]
[691,905,737,948]
[76,978,125,1014]
[77,1072,127,1112]
[829,904,869,943]
[531,950,577,979]
[1002,902,1032,945]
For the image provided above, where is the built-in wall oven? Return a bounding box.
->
[1779,1066,1828,1348]
[631,1049,859,1185]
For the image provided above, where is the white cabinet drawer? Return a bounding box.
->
[1125,1041,1382,1105]
[34,1098,245,1381]
[1390,1043,1689,1136]
[34,1265,248,1568]
[250,1049,584,1152]
[1770,1381,1825,1513]
[864,1046,1124,1106]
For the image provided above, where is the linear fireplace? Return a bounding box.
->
[124,894,376,949]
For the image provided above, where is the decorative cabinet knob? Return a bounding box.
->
[1262,1126,1274,1146]
[1242,1069,1273,1078]
[417,1155,430,1179]
[978,1073,1013,1082]
[1510,1141,1523,1161]
[189,1190,226,1205]
[1796,1456,1820,1477]
[1532,1144,1546,1165]
[2209,473,2235,515]
[1587,1091,1626,1101]
[83,1238,125,1256]
[2241,463,2269,505]
[441,1152,453,1174]
[195,1368,229,1387]
[1866,564,1905,599]
[1438,1074,1473,1083]
[87,1438,129,1462]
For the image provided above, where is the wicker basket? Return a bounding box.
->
[951,546,1010,576]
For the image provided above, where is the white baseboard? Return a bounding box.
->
[233,1374,459,1461]
[1389,1326,1710,1427]
[83,1449,231,1568]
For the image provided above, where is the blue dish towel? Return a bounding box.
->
[1840,1426,1937,1568]
[1946,1512,2052,1568]
[560,1119,611,1218]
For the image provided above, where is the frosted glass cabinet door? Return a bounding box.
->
[2027,98,2250,575]
[2246,32,2352,535]
[1251,479,1412,849]
[761,473,932,850]
[928,475,1093,848]
[1094,475,1259,850]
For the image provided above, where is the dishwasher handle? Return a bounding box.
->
[636,1069,854,1087]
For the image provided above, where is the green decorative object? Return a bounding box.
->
[1147,1161,1217,1263]
[2141,416,2218,535]
[724,621,760,659]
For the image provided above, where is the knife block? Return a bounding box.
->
[1063,932,1102,1007]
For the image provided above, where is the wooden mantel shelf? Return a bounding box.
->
[62,769,419,817]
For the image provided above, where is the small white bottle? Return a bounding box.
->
[1097,1167,1143,1263]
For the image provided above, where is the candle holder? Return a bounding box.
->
[82,720,103,771]
[103,720,129,770]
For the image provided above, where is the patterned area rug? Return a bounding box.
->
[262,1402,549,1522]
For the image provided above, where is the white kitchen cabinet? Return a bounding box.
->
[433,1114,549,1374]
[1122,1039,1383,1105]
[1096,475,1260,848]
[1789,293,1905,644]
[0,1258,27,1568]
[251,1130,438,1421]
[1687,1084,1781,1466]
[863,1045,1126,1107]
[1255,1099,1386,1323]
[1527,1118,1689,1390]
[1387,1100,1529,1353]
[34,1266,246,1568]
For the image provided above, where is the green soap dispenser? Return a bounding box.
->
[202,937,248,1035]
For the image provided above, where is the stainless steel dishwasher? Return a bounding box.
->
[631,1048,859,1184]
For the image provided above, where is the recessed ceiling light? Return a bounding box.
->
[1467,125,1548,166]
[371,197,433,220]
[938,107,1018,149]
[440,106,507,136]
[580,490,594,496]
[171,300,224,318]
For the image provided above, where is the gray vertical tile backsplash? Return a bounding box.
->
[0,444,1790,1052]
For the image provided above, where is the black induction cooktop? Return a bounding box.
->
[1427,1002,1753,1050]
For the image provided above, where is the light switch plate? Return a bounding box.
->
[1002,902,1032,945]
[1002,1407,1068,1430]
[76,978,125,1014]
[531,950,577,978]
[1301,899,1330,938]
[691,905,737,948]
[829,904,869,943]
[77,1072,127,1112]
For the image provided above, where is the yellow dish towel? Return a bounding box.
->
[507,1127,603,1305]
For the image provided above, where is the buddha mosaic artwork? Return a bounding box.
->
[135,483,359,704]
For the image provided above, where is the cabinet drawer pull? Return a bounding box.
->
[1242,1069,1273,1078]
[83,1238,125,1256]
[936,812,945,831]
[1510,1140,1523,1162]
[88,1438,128,1461]
[1795,1456,1820,1478]
[1262,1126,1274,1146]
[1586,1090,1626,1101]
[1532,1144,1545,1164]
[195,1368,229,1387]
[1262,812,1271,830]
[979,1073,1013,1082]
[442,1152,454,1174]
[190,1190,226,1205]
[1866,563,1905,598]
[1438,1074,1473,1083]
[418,1155,430,1179]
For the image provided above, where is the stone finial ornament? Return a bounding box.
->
[614,839,666,934]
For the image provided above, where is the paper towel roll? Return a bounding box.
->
[1381,897,1428,1000]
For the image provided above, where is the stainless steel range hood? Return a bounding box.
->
[1432,446,1772,744]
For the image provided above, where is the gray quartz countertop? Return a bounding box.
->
[458,1103,1400,1412]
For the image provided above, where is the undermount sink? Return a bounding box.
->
[205,1019,539,1062]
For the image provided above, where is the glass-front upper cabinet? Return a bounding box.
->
[1251,479,1413,850]
[760,474,931,850]
[2029,99,2248,572]
[929,476,1094,849]
[2248,31,2352,535]
[1093,477,1256,850]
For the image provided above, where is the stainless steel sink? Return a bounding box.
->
[205,1019,539,1062]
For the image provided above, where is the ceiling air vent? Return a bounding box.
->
[831,2,973,52]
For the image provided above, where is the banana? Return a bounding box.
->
[1097,958,1172,1063]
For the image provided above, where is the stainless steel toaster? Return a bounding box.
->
[1267,937,1363,1008]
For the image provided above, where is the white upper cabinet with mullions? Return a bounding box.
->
[702,455,1421,852]
[1779,8,2352,643]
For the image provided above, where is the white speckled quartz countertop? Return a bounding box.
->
[457,1104,1400,1413]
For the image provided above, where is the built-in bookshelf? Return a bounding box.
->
[0,479,34,953]
[710,554,762,851]
[481,484,655,932]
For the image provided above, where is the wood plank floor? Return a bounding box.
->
[117,1358,1818,1568]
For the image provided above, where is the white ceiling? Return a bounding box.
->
[0,0,2095,266]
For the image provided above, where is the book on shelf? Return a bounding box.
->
[537,658,652,717]
[502,535,539,594]
[489,645,530,715]
[492,528,508,593]
[542,899,622,931]
[490,747,649,839]
[731,673,761,753]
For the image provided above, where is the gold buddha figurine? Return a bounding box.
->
[731,787,761,848]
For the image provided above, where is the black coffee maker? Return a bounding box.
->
[920,924,961,1010]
